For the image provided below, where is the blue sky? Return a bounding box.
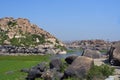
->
[0,0,120,41]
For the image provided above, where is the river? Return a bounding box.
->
[51,49,83,59]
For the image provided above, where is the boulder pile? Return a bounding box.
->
[21,56,94,80]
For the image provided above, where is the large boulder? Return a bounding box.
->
[62,56,94,79]
[108,42,120,65]
[49,58,63,71]
[41,69,63,80]
[83,49,101,59]
[26,68,42,80]
[41,70,53,80]
[65,55,78,64]
[36,62,47,72]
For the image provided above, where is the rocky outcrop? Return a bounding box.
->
[62,56,94,79]
[0,17,66,54]
[65,39,111,51]
[49,58,63,71]
[65,55,78,64]
[108,42,120,65]
[21,56,94,80]
[0,17,54,39]
[82,49,101,59]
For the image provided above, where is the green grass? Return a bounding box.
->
[0,55,50,80]
[100,50,108,53]
[67,49,75,53]
[86,64,115,80]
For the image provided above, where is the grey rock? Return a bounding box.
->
[49,58,63,71]
[45,49,56,54]
[108,42,120,66]
[41,70,53,80]
[83,49,101,59]
[65,55,78,64]
[63,56,93,79]
[36,62,47,72]
[26,69,42,80]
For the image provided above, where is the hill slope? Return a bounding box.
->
[0,17,66,54]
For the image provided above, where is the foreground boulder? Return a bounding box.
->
[108,42,120,65]
[26,69,42,80]
[49,58,63,71]
[65,55,78,64]
[83,49,101,59]
[41,70,53,80]
[21,62,47,80]
[62,56,94,79]
[35,62,47,72]
[21,56,94,80]
[41,69,63,80]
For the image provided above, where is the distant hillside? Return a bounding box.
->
[0,17,66,55]
[0,17,64,47]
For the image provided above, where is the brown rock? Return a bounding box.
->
[83,49,101,59]
[108,42,120,65]
[63,56,94,79]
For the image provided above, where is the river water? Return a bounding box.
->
[51,50,83,59]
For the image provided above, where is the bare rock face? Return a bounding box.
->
[83,49,101,59]
[113,43,120,61]
[63,56,94,79]
[0,17,54,39]
[108,42,120,65]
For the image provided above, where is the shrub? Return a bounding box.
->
[7,21,17,27]
[86,64,115,80]
[10,37,21,46]
[0,30,8,45]
[55,45,67,51]
[10,34,46,47]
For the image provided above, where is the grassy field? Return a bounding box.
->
[0,55,50,80]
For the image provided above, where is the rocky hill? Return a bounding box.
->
[0,17,66,55]
[65,39,111,51]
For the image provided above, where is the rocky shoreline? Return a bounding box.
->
[0,45,66,55]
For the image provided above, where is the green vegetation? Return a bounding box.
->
[86,64,115,80]
[0,55,50,80]
[7,21,17,27]
[67,49,75,53]
[60,59,69,73]
[10,34,45,47]
[55,45,67,51]
[100,50,108,53]
[67,48,83,54]
[0,29,8,45]
[10,37,21,46]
